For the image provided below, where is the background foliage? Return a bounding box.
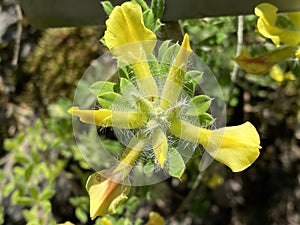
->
[0,0,299,224]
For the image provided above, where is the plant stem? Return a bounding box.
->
[228,15,244,102]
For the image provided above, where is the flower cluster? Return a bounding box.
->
[232,3,300,76]
[68,1,261,219]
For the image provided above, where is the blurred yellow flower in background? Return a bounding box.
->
[255,3,300,46]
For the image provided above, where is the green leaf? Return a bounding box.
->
[40,189,55,201]
[101,1,114,16]
[276,15,294,29]
[134,218,143,225]
[25,164,33,181]
[153,19,163,32]
[89,81,118,96]
[116,218,126,225]
[151,0,165,21]
[126,196,140,210]
[124,218,133,225]
[143,9,154,31]
[183,70,203,97]
[198,113,214,126]
[160,43,180,76]
[31,149,40,163]
[148,54,160,76]
[183,80,195,97]
[187,95,212,115]
[158,40,171,62]
[120,78,137,95]
[41,200,52,214]
[75,207,88,223]
[0,206,4,225]
[144,160,155,174]
[132,0,149,11]
[185,70,203,84]
[14,154,30,164]
[15,196,34,205]
[98,92,123,109]
[29,187,39,200]
[101,138,123,154]
[118,62,134,80]
[3,182,15,197]
[4,139,17,150]
[161,43,180,65]
[168,148,185,179]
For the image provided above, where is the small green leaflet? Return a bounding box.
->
[89,81,123,109]
[89,81,118,97]
[183,70,203,96]
[98,92,123,109]
[143,9,154,31]
[198,113,214,126]
[157,40,171,62]
[151,0,165,21]
[187,95,212,116]
[120,78,137,96]
[101,1,114,16]
[144,160,156,174]
[167,148,185,179]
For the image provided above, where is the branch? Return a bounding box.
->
[12,3,23,66]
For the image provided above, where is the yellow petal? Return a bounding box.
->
[270,65,284,83]
[104,2,156,62]
[288,12,300,30]
[151,127,168,168]
[87,136,146,219]
[255,3,277,26]
[168,119,261,172]
[270,65,296,83]
[103,2,158,98]
[232,47,297,75]
[284,71,296,81]
[68,107,147,129]
[100,217,114,225]
[255,3,300,46]
[87,171,130,219]
[202,122,261,172]
[131,62,158,101]
[160,34,192,109]
[205,173,224,189]
[145,212,165,225]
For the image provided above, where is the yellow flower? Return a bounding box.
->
[100,217,114,225]
[205,173,224,189]
[232,47,297,75]
[85,136,146,219]
[145,212,165,225]
[104,1,156,61]
[70,6,262,221]
[160,33,192,109]
[86,170,130,219]
[68,107,147,129]
[255,3,300,46]
[169,120,261,172]
[202,122,261,172]
[103,1,158,99]
[70,33,261,173]
[296,48,300,59]
[270,65,296,83]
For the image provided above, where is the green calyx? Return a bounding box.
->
[86,39,213,176]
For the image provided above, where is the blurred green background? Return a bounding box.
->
[0,0,299,224]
